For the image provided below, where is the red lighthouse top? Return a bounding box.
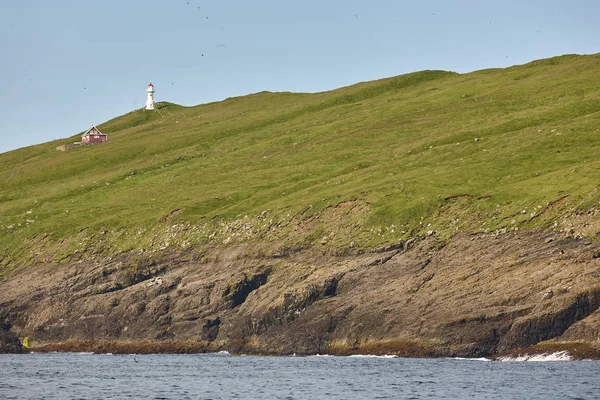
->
[148,83,154,87]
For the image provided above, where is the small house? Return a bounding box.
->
[82,126,107,144]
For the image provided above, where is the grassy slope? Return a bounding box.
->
[1,53,600,267]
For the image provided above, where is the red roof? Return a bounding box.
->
[82,126,106,137]
[148,83,154,87]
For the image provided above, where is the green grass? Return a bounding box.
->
[1,53,600,267]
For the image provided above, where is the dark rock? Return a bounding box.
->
[223,271,270,309]
[202,317,221,341]
[0,319,24,354]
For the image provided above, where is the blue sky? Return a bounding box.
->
[1,0,598,154]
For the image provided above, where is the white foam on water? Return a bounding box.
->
[348,354,397,359]
[217,350,231,355]
[497,351,573,362]
[451,357,491,361]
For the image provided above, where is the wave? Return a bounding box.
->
[348,354,397,359]
[311,354,397,358]
[497,351,573,362]
[450,357,491,361]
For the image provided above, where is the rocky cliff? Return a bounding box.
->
[2,228,599,357]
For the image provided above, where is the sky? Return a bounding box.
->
[1,0,599,154]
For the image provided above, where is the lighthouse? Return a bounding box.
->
[145,83,155,110]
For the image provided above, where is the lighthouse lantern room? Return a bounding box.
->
[145,83,155,110]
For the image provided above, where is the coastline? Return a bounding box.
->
[3,229,600,360]
[25,338,600,360]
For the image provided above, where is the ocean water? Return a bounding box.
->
[1,352,599,399]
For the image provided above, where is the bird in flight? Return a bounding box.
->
[215,43,228,49]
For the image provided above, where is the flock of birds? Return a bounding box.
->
[185,1,231,57]
[79,2,542,95]
[178,1,531,64]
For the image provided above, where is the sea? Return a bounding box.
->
[1,352,599,399]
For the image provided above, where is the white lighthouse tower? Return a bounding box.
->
[145,83,155,110]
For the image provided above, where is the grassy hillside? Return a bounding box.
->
[1,53,600,268]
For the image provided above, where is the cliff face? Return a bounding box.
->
[0,319,23,354]
[2,229,599,357]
